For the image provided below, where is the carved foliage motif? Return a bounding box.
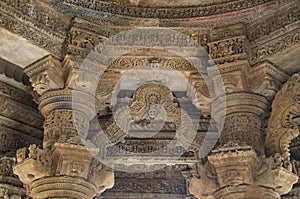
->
[1,0,68,36]
[266,72,300,164]
[95,29,202,48]
[129,83,177,121]
[211,23,245,41]
[176,29,208,47]
[187,73,211,115]
[221,113,263,149]
[96,71,121,110]
[208,37,247,63]
[108,56,195,71]
[43,110,89,148]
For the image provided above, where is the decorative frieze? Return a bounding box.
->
[250,28,300,64]
[211,23,245,41]
[62,0,275,19]
[0,0,69,58]
[247,2,300,42]
[208,36,248,64]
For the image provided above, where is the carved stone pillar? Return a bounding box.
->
[188,26,298,198]
[13,55,114,199]
[189,68,299,198]
[0,76,43,198]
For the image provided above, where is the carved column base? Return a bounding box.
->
[214,185,280,199]
[29,176,96,199]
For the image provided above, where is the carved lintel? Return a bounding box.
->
[250,29,300,65]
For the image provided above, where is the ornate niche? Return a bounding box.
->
[91,83,201,164]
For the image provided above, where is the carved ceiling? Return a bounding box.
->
[0,0,300,198]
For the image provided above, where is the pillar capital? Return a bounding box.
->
[189,142,298,198]
[24,55,65,96]
[14,143,114,198]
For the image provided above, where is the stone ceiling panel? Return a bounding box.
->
[0,27,50,68]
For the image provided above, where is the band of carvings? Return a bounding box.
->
[247,3,300,42]
[0,0,69,58]
[62,0,275,19]
[250,29,300,64]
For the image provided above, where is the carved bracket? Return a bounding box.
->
[25,55,65,96]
